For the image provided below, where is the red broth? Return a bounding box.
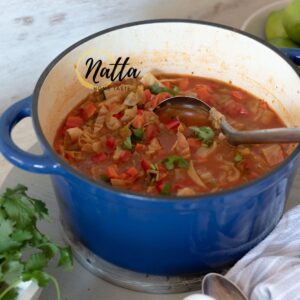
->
[53,73,296,196]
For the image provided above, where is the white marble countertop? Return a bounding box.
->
[1,1,298,299]
[0,0,279,180]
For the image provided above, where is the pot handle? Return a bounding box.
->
[0,96,64,175]
[281,48,300,66]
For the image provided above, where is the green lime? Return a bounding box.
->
[265,9,288,40]
[283,0,300,44]
[268,37,300,48]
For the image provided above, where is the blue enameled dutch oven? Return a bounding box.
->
[1,20,300,276]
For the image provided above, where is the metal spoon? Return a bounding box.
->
[202,273,248,300]
[154,96,300,145]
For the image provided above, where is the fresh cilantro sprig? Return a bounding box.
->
[189,126,215,146]
[0,185,73,300]
[150,83,180,96]
[163,156,189,170]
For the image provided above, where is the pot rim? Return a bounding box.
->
[32,19,300,203]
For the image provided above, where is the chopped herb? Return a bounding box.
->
[100,175,111,183]
[234,153,243,162]
[0,185,73,300]
[150,83,180,96]
[161,183,171,195]
[147,164,160,184]
[132,128,144,141]
[123,136,133,150]
[189,126,215,146]
[163,156,189,170]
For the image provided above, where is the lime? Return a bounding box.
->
[268,37,300,48]
[283,0,300,43]
[265,9,288,40]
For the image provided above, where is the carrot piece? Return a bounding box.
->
[163,81,172,88]
[106,165,119,178]
[143,89,152,102]
[91,153,107,163]
[131,114,145,128]
[81,101,97,120]
[126,167,138,177]
[187,138,202,148]
[65,116,83,129]
[178,78,189,90]
[135,143,144,152]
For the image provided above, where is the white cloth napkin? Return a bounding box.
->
[226,204,300,300]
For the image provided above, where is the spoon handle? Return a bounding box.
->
[222,120,300,144]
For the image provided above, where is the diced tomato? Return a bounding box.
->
[155,180,164,193]
[187,138,202,148]
[65,115,83,129]
[91,153,107,163]
[157,163,167,172]
[119,150,132,162]
[165,119,180,130]
[106,165,119,178]
[143,89,152,103]
[231,90,244,100]
[126,167,138,177]
[151,92,171,108]
[140,159,151,171]
[196,84,211,100]
[178,78,189,90]
[137,109,144,116]
[135,143,144,152]
[113,111,124,119]
[81,101,97,120]
[163,81,172,88]
[131,114,145,128]
[106,136,116,150]
[145,124,159,142]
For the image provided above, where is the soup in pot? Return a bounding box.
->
[53,73,296,196]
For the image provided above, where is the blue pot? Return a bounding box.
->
[1,20,300,276]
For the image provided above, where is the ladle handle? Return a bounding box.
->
[222,120,300,144]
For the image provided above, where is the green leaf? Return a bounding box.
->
[163,156,189,170]
[234,153,243,162]
[22,271,50,287]
[25,253,48,272]
[132,128,144,141]
[122,136,133,150]
[30,199,48,219]
[2,195,35,228]
[0,218,20,252]
[1,288,18,300]
[189,126,215,146]
[150,83,180,96]
[161,183,171,195]
[2,261,23,285]
[11,230,32,243]
[58,247,73,271]
[39,243,59,259]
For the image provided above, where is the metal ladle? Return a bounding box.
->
[154,96,300,145]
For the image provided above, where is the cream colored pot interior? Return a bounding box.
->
[37,22,300,144]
